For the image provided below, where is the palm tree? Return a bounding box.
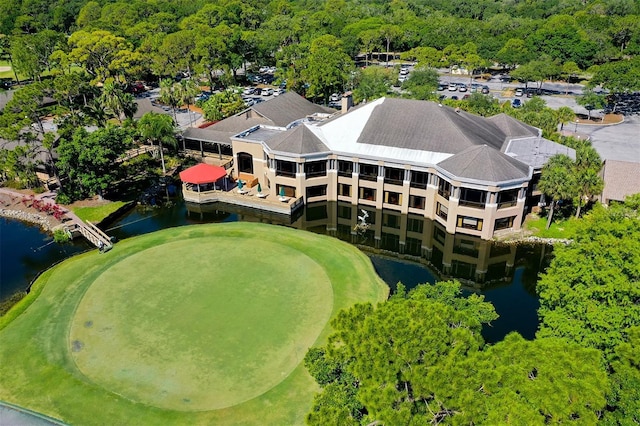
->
[100,81,126,123]
[137,112,177,175]
[573,144,603,218]
[177,79,200,127]
[159,78,180,122]
[538,154,578,229]
[556,106,575,130]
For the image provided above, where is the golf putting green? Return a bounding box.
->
[0,223,388,425]
[69,237,333,411]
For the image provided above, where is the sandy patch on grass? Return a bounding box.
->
[0,66,11,72]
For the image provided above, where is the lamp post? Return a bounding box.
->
[574,119,579,133]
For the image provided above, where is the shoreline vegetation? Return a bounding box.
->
[0,188,127,231]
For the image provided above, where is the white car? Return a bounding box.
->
[448,83,458,91]
[330,93,340,102]
[262,88,274,96]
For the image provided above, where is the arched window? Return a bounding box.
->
[237,152,253,174]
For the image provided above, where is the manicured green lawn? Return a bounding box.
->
[71,201,129,223]
[524,215,580,239]
[0,223,388,425]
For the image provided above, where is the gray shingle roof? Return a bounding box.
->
[356,99,508,153]
[251,91,334,127]
[208,113,270,133]
[437,144,531,183]
[181,127,235,145]
[601,159,640,203]
[133,98,166,119]
[265,124,330,154]
[504,138,575,170]
[487,113,539,142]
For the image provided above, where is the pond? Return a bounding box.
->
[1,199,551,343]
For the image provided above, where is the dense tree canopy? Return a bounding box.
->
[537,195,640,358]
[307,281,611,424]
[56,126,134,200]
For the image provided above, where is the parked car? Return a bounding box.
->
[437,83,447,91]
[195,92,210,102]
[273,88,285,96]
[262,88,274,96]
[458,83,468,92]
[243,87,255,96]
[448,83,458,91]
[515,88,524,97]
[398,75,408,83]
[450,95,459,100]
[512,98,522,108]
[253,88,262,96]
[399,68,409,76]
[481,85,490,94]
[330,93,340,102]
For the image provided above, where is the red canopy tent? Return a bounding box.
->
[179,163,227,184]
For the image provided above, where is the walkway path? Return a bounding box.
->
[0,188,112,250]
[0,401,66,426]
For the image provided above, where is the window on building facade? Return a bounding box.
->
[359,163,378,181]
[237,152,253,174]
[438,178,451,199]
[306,185,327,198]
[359,187,376,201]
[276,160,296,177]
[384,191,402,205]
[497,189,519,209]
[382,213,401,229]
[338,160,353,177]
[277,184,296,197]
[409,195,425,209]
[494,216,515,230]
[407,216,424,233]
[304,161,327,178]
[436,202,448,220]
[384,167,403,185]
[338,183,352,197]
[410,170,429,189]
[457,215,483,231]
[459,188,487,208]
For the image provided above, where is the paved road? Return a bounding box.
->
[582,114,640,162]
[0,403,64,426]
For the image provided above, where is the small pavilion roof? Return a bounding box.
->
[179,163,227,184]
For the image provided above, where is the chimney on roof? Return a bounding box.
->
[341,91,353,114]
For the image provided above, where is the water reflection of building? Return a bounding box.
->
[186,200,516,286]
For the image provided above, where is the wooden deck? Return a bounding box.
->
[182,185,304,215]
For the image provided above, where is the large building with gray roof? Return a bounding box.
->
[187,95,573,239]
